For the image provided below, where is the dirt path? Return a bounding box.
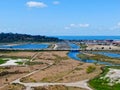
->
[0,61,53,89]
[10,60,92,90]
[30,52,40,61]
[0,52,93,90]
[12,79,92,90]
[0,52,41,89]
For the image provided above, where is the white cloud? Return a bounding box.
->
[26,1,47,8]
[79,24,90,28]
[64,27,70,30]
[117,22,120,26]
[65,23,90,29]
[110,22,120,30]
[53,1,60,5]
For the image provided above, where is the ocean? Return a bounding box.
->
[54,36,120,40]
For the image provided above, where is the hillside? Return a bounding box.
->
[0,33,62,43]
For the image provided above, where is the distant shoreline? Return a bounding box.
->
[54,36,120,40]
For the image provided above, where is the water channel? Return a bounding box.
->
[68,43,120,66]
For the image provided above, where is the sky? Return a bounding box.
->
[0,0,120,36]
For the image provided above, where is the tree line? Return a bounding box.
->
[0,33,62,43]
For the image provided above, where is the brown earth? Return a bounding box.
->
[32,85,87,90]
[0,51,37,58]
[0,83,25,90]
[0,51,102,90]
[20,51,102,83]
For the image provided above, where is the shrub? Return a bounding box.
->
[86,65,96,73]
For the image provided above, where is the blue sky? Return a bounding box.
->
[0,0,120,36]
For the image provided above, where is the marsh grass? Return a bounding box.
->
[77,53,120,64]
[0,58,8,64]
[86,65,96,73]
[89,66,120,90]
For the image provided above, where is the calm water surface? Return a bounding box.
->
[96,52,120,58]
[68,43,118,65]
[0,43,49,50]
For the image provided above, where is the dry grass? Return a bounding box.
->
[0,51,36,58]
[32,85,87,90]
[20,51,102,83]
[0,51,102,90]
[0,83,25,90]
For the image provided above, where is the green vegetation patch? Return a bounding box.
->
[80,43,87,50]
[0,58,8,64]
[77,54,90,60]
[78,53,112,60]
[89,67,120,90]
[15,62,24,65]
[77,53,120,64]
[86,65,96,73]
[0,33,62,43]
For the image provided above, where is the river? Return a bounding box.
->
[68,43,119,66]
